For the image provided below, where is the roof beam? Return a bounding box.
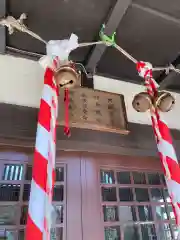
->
[157,54,180,90]
[158,67,180,90]
[132,3,180,26]
[0,0,6,54]
[85,0,132,74]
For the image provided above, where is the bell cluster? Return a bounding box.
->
[132,91,175,113]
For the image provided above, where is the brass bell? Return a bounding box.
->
[154,91,175,112]
[132,92,152,112]
[55,65,79,89]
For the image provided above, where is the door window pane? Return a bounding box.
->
[20,205,28,225]
[133,172,146,184]
[172,225,179,239]
[160,174,166,185]
[167,204,175,220]
[103,206,118,222]
[163,189,171,203]
[3,164,23,181]
[104,226,120,240]
[53,185,64,202]
[23,184,31,201]
[151,188,164,202]
[138,206,153,221]
[124,225,140,240]
[141,224,157,240]
[117,172,131,184]
[56,167,64,182]
[101,170,115,184]
[148,173,161,185]
[18,230,24,240]
[102,187,117,202]
[25,165,32,180]
[155,205,168,220]
[0,206,19,225]
[0,230,17,240]
[51,228,63,240]
[119,206,136,222]
[157,223,172,240]
[0,184,20,201]
[52,205,63,224]
[135,188,149,202]
[119,188,133,201]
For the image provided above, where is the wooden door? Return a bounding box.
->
[0,151,82,240]
[0,150,177,240]
[81,153,177,240]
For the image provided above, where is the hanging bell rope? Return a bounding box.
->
[64,88,70,137]
[136,61,180,239]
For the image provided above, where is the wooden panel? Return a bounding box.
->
[0,0,6,54]
[80,153,162,240]
[58,87,128,134]
[1,103,180,157]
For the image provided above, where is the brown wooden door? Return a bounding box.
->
[0,151,83,240]
[0,150,177,240]
[80,153,177,240]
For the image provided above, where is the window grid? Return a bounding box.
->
[100,168,176,240]
[0,161,66,240]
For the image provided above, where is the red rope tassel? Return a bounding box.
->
[64,88,70,137]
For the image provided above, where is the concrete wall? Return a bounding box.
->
[0,54,179,129]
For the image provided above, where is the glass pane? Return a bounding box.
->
[148,173,161,185]
[0,206,19,225]
[133,172,146,184]
[25,165,32,180]
[23,184,31,201]
[0,184,20,201]
[103,206,118,222]
[56,167,64,182]
[0,230,17,240]
[151,188,164,202]
[101,170,115,184]
[18,230,24,240]
[135,188,149,202]
[124,225,140,240]
[172,224,179,239]
[167,204,175,220]
[138,206,153,221]
[50,228,63,240]
[160,174,166,185]
[119,206,137,222]
[52,205,63,224]
[119,188,133,201]
[53,185,64,201]
[163,189,171,203]
[102,187,117,202]
[20,205,28,225]
[104,226,120,240]
[155,205,168,220]
[157,223,172,240]
[141,224,157,240]
[117,172,131,184]
[3,164,23,181]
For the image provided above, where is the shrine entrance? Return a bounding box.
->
[0,150,176,240]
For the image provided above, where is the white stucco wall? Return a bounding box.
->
[0,54,179,129]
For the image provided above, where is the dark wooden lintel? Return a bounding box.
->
[0,0,6,54]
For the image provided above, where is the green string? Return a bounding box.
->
[99,24,116,46]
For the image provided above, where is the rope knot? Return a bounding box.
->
[136,61,153,79]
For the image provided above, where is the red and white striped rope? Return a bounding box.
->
[26,63,59,240]
[137,61,180,236]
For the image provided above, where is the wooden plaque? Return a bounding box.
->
[57,87,129,134]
